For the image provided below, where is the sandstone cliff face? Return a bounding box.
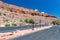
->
[0,1,57,26]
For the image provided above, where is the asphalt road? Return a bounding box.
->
[10,26,60,40]
[0,24,47,33]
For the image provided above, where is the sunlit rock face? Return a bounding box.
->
[0,1,57,26]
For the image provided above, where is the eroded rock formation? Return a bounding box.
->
[0,1,57,26]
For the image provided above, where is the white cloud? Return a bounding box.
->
[35,9,38,11]
[41,12,45,13]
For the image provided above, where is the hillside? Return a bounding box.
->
[0,1,57,27]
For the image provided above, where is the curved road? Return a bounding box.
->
[10,26,60,40]
[0,24,47,33]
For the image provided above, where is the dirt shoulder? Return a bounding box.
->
[0,26,53,40]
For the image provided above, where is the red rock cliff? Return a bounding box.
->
[0,1,57,26]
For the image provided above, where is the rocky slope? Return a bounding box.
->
[0,1,57,27]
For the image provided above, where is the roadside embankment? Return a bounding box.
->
[0,26,53,40]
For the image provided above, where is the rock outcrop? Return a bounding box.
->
[0,1,57,26]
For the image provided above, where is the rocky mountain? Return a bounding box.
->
[0,1,57,27]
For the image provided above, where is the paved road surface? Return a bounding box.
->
[10,26,60,40]
[0,24,47,33]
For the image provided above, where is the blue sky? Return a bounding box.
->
[1,0,60,19]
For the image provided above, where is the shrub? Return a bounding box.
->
[5,23,10,27]
[29,19,35,30]
[12,23,17,26]
[52,20,60,25]
[29,19,35,24]
[25,19,29,23]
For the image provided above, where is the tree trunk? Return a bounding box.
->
[32,24,34,30]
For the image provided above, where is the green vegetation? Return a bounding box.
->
[25,19,35,30]
[12,23,17,26]
[29,19,35,24]
[25,19,29,23]
[29,19,35,30]
[25,19,35,24]
[5,23,10,27]
[52,20,60,25]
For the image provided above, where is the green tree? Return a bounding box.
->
[29,19,35,24]
[29,19,35,30]
[25,19,29,23]
[52,20,60,25]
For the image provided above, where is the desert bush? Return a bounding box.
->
[12,23,17,26]
[52,20,60,25]
[5,23,10,27]
[29,19,35,24]
[25,19,29,23]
